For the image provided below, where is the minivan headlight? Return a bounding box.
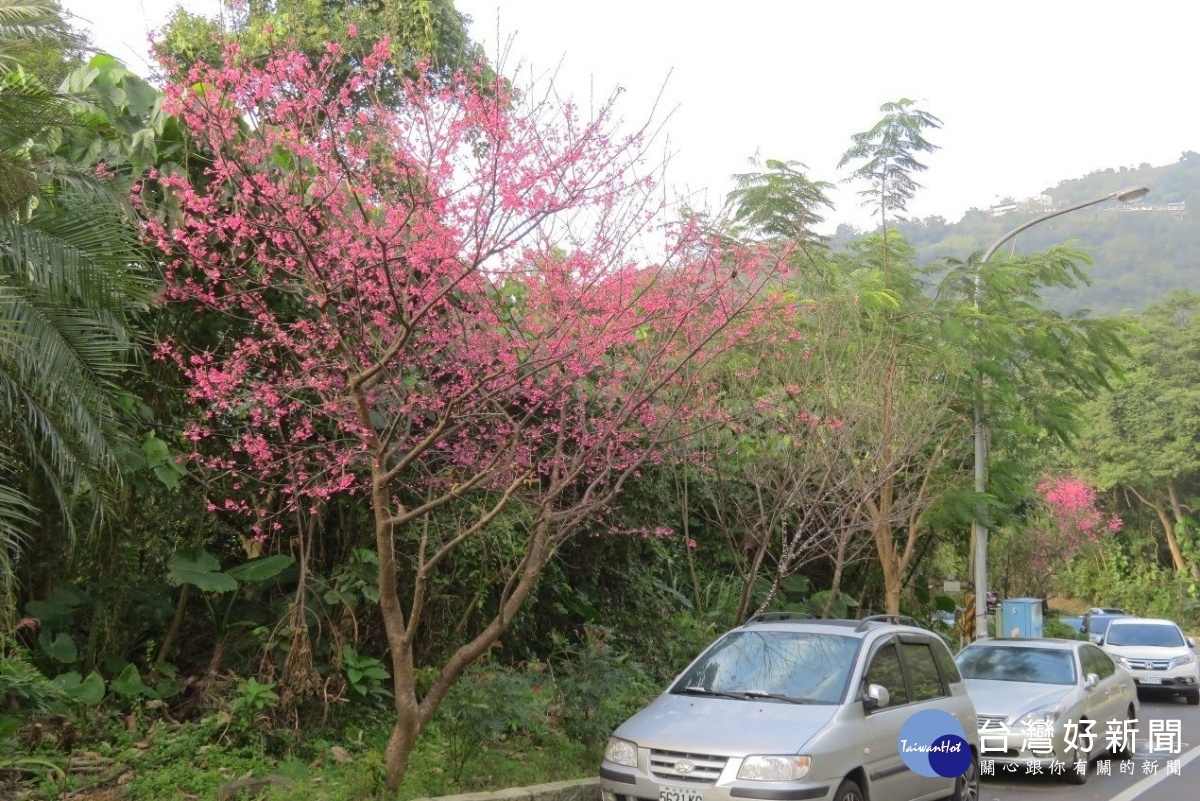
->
[1171,653,1196,669]
[604,737,638,768]
[738,755,811,781]
[1014,704,1063,729]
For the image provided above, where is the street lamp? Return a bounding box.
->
[972,185,1149,640]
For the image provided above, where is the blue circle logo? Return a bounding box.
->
[898,709,972,778]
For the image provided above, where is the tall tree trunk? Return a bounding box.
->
[1142,491,1187,573]
[1167,482,1200,582]
[736,527,773,623]
[873,521,903,616]
[821,535,850,618]
[373,462,416,793]
[156,584,190,665]
[375,474,559,790]
[384,689,422,791]
[678,470,703,615]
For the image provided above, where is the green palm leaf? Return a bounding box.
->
[0,10,154,618]
[0,1,79,70]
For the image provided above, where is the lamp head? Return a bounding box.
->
[1113,186,1150,202]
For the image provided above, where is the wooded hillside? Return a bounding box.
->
[833,153,1200,317]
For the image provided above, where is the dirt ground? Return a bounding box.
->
[1048,596,1089,615]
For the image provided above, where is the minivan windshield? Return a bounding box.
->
[956,645,1076,685]
[1105,623,1185,648]
[671,631,858,704]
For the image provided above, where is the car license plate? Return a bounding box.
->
[659,787,704,801]
[1140,677,1163,685]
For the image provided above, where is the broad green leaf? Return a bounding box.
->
[225,554,293,583]
[51,671,81,691]
[111,664,157,699]
[152,463,183,490]
[25,599,71,626]
[26,586,90,626]
[153,677,180,699]
[128,127,157,175]
[122,76,160,118]
[167,547,237,593]
[140,434,170,463]
[72,672,106,705]
[52,671,105,706]
[44,632,77,664]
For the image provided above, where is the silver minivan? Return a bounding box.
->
[599,614,980,801]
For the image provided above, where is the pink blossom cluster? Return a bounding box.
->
[1026,475,1122,573]
[147,41,793,535]
[606,525,677,539]
[1037,476,1123,538]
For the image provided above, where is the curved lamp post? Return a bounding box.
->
[972,185,1149,640]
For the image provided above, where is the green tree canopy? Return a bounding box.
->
[156,0,486,98]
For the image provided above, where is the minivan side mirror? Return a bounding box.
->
[863,683,890,711]
[1188,637,1196,649]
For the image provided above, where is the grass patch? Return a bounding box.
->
[3,712,600,800]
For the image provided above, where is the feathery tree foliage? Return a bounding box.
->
[839,98,941,277]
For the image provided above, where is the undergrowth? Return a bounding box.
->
[0,638,647,800]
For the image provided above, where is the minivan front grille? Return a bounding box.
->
[648,749,728,784]
[977,714,1007,730]
[1126,659,1171,671]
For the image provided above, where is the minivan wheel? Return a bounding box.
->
[1065,751,1090,785]
[950,752,980,801]
[1115,706,1136,758]
[834,778,865,801]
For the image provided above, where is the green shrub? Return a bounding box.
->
[434,662,547,783]
[340,644,392,704]
[550,626,657,746]
[1043,617,1086,640]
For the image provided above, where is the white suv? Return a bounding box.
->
[1099,617,1199,705]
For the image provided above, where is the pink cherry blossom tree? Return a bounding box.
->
[147,39,792,787]
[1021,476,1122,594]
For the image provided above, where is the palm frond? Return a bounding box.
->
[0,73,80,132]
[0,1,63,35]
[0,1,75,70]
[0,0,142,571]
[0,200,149,542]
[0,440,36,628]
[0,202,151,315]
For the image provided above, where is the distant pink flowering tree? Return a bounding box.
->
[1026,475,1122,583]
[147,39,792,787]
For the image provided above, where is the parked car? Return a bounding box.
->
[1082,612,1131,643]
[955,638,1138,785]
[600,613,980,801]
[986,591,1000,614]
[1081,607,1127,633]
[1098,617,1200,705]
[1083,606,1128,617]
[929,609,959,630]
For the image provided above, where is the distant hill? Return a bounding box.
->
[832,153,1200,317]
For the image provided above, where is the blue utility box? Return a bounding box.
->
[1000,597,1043,639]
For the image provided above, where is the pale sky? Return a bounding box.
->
[62,1,1199,232]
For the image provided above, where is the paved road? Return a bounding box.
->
[979,692,1200,800]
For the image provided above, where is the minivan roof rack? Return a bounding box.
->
[744,611,816,625]
[855,614,923,632]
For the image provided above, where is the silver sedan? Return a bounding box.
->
[955,638,1138,785]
